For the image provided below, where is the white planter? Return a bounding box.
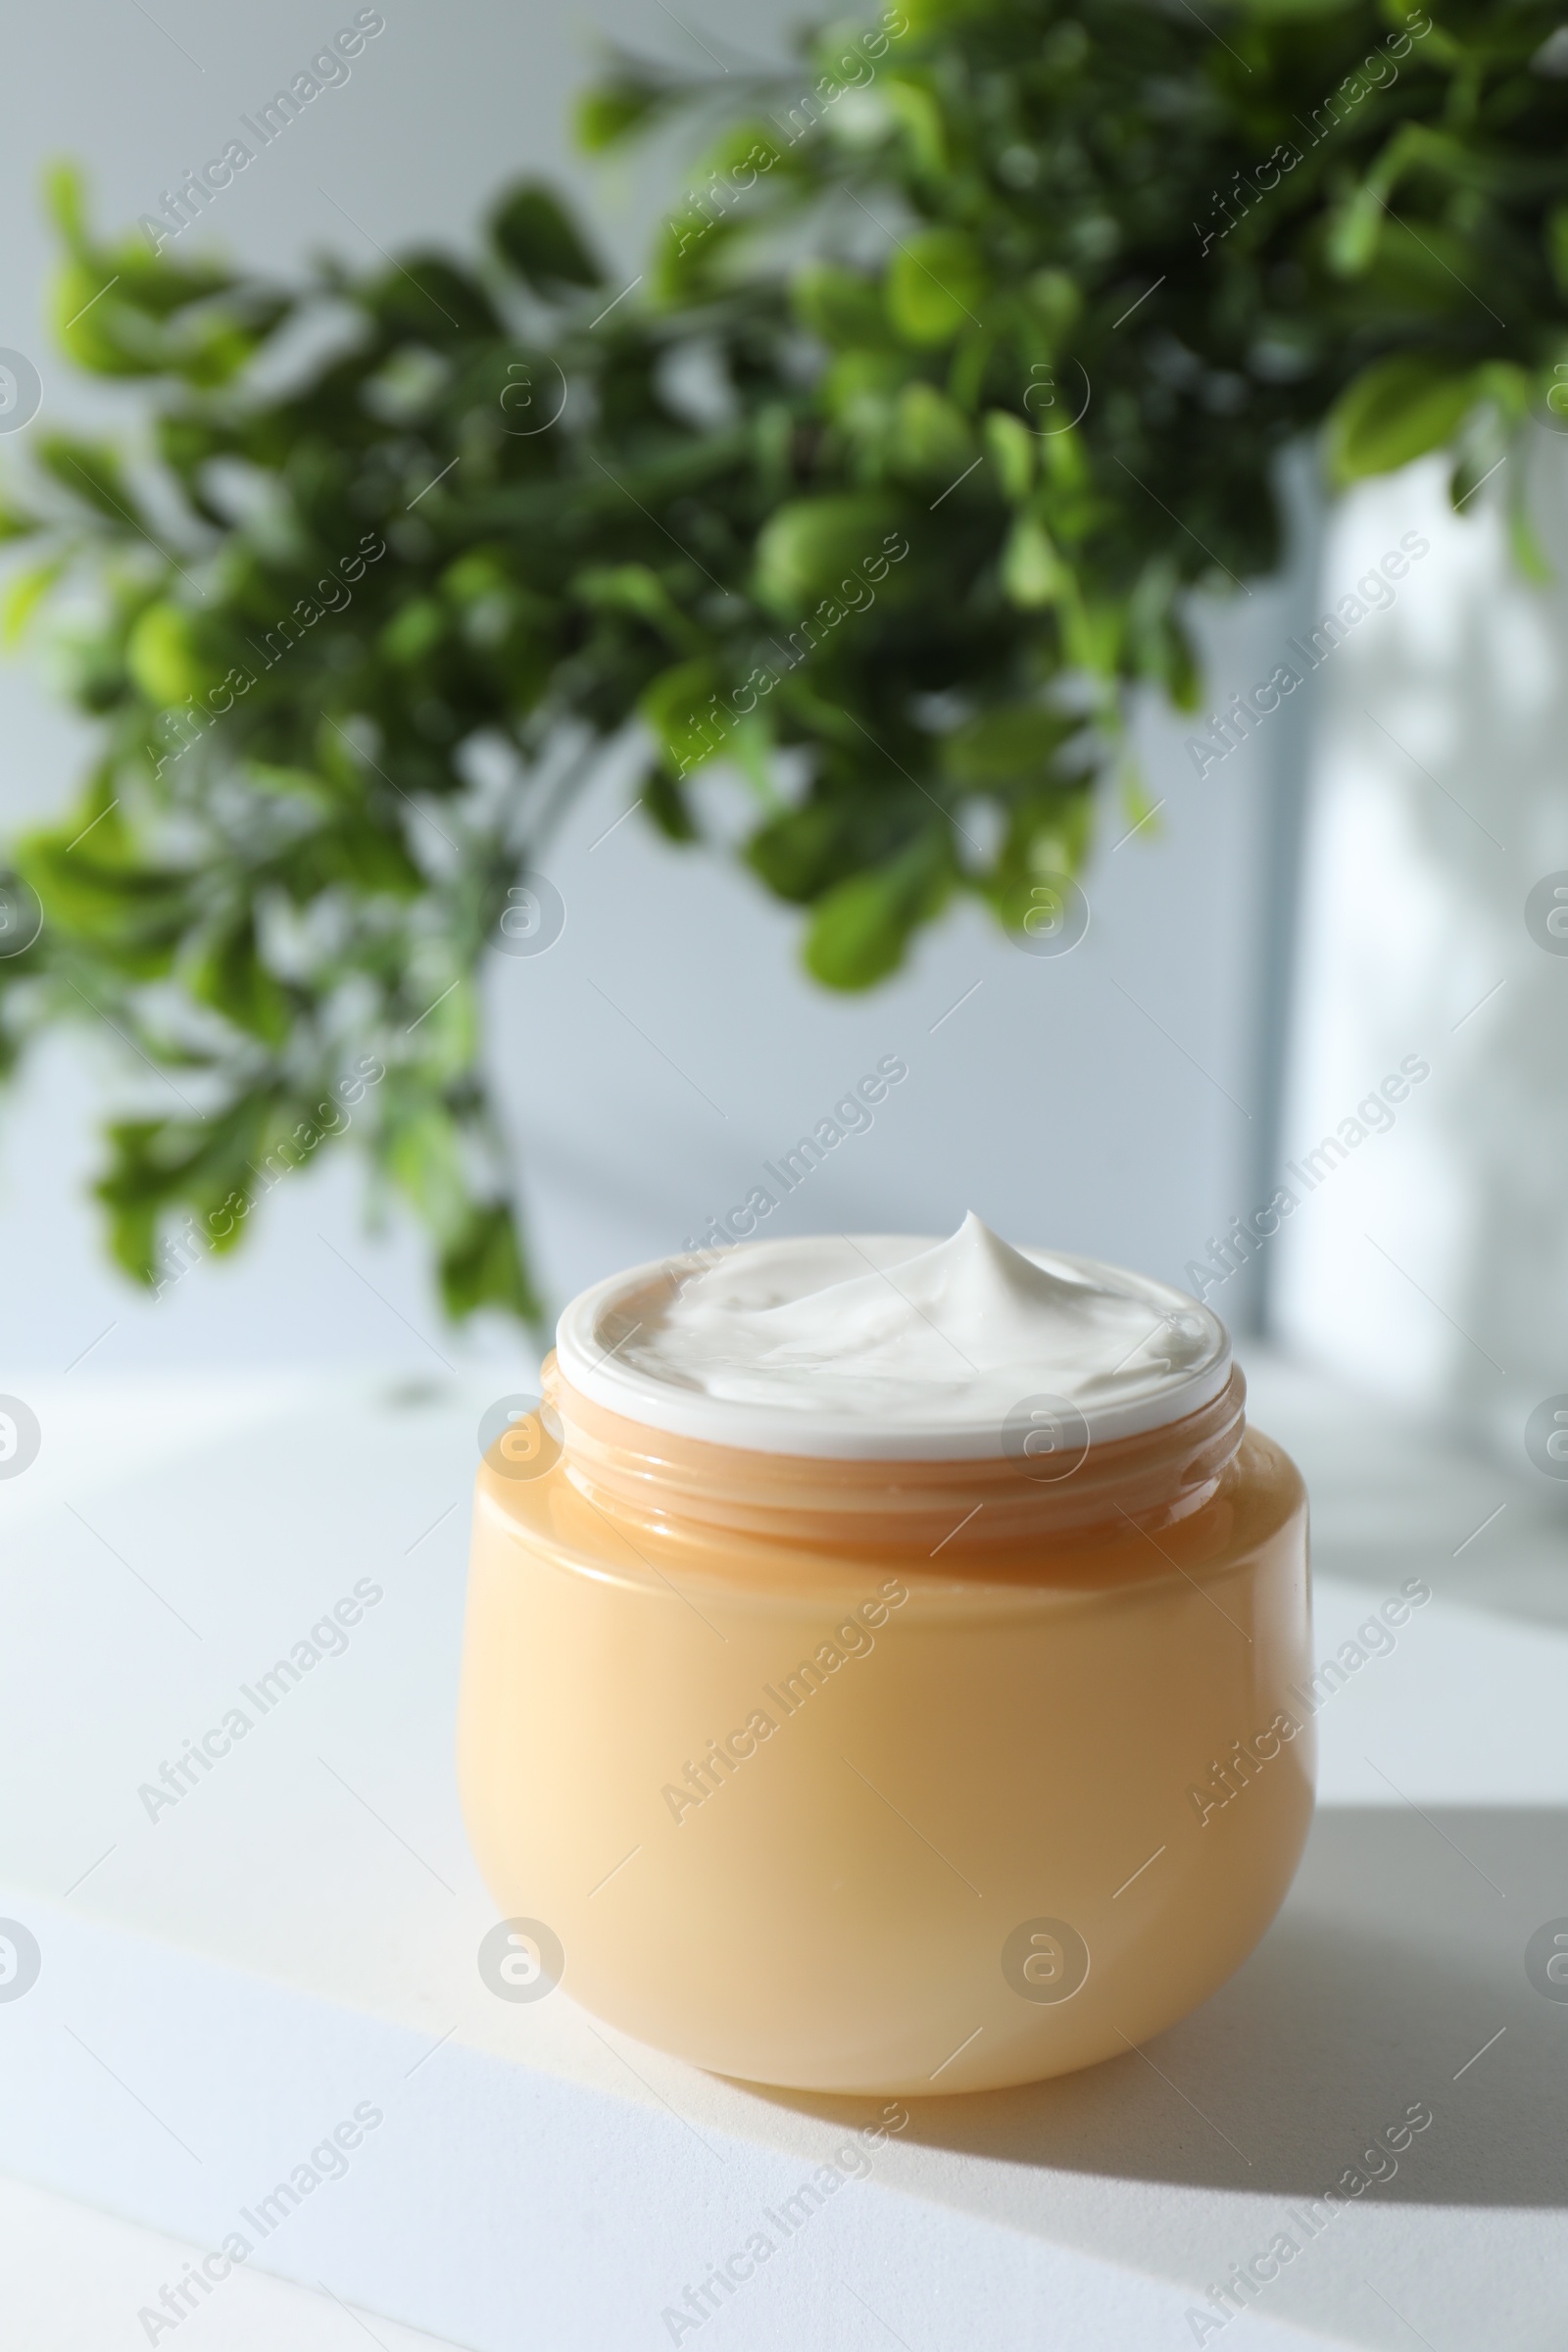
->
[1270,434,1568,1483]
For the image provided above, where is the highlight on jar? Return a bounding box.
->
[458,1212,1313,2097]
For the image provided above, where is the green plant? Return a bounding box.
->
[2,0,1565,1321]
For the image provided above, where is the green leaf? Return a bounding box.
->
[19,837,190,972]
[702,121,786,193]
[747,799,884,904]
[2,555,67,646]
[723,711,777,805]
[888,381,972,482]
[643,769,699,842]
[885,229,987,345]
[294,818,423,898]
[983,411,1034,501]
[986,795,1095,935]
[439,1198,543,1323]
[942,703,1073,788]
[0,500,43,544]
[44,163,89,254]
[883,76,948,177]
[47,254,253,380]
[641,658,724,776]
[574,80,666,153]
[1001,515,1064,608]
[387,1104,471,1238]
[1325,356,1482,487]
[379,598,448,664]
[804,837,952,989]
[754,494,904,613]
[1506,474,1552,587]
[126,603,211,705]
[489,181,604,291]
[1022,270,1082,348]
[36,433,137,523]
[94,1129,178,1286]
[794,263,899,352]
[360,255,501,339]
[578,563,705,650]
[899,0,985,35]
[187,912,293,1047]
[1325,181,1390,278]
[93,1097,278,1285]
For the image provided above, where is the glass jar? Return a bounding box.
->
[458,1349,1311,2095]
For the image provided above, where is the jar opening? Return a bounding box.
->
[555,1228,1232,1460]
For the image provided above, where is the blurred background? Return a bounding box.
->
[0,0,1561,1484]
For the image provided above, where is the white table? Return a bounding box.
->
[0,1355,1563,2350]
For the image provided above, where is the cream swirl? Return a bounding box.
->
[555,1213,1230,1458]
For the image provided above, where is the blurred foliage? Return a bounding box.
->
[3,0,1568,1321]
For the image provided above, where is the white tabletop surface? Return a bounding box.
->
[0,1349,1564,2350]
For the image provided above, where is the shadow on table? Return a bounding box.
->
[760,1805,1568,2209]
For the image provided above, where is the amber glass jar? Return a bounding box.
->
[458,1345,1311,2096]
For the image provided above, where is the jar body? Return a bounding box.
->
[458,1424,1311,2095]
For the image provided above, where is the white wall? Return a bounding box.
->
[1272,433,1568,1474]
[0,0,1303,1374]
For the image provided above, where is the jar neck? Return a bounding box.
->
[543,1356,1248,1563]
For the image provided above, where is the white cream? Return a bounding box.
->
[556,1213,1231,1458]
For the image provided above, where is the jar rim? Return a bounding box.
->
[541,1354,1249,1561]
[555,1238,1232,1459]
